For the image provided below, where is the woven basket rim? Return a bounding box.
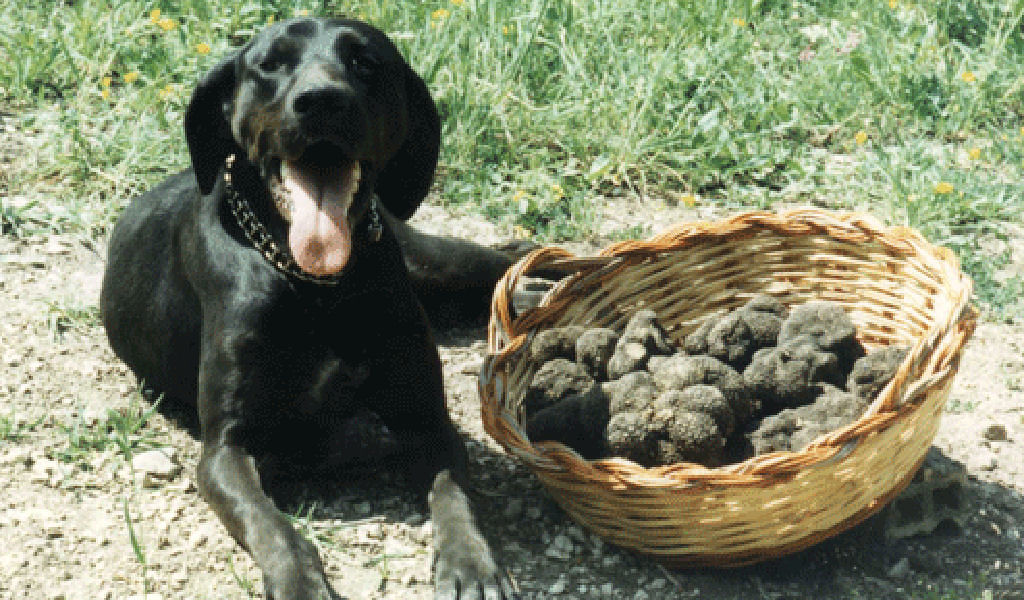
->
[480,208,978,491]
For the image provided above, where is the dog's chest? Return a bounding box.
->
[290,351,372,417]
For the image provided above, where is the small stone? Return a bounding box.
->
[504,497,524,519]
[982,424,1008,442]
[549,578,568,594]
[545,533,575,560]
[888,557,911,579]
[132,448,180,485]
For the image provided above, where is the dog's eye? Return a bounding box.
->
[349,54,378,77]
[259,57,282,73]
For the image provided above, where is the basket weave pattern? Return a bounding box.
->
[479,209,977,567]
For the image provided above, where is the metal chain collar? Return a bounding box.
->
[222,154,382,286]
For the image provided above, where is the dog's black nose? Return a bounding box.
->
[293,86,351,119]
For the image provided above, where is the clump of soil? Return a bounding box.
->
[523,296,909,467]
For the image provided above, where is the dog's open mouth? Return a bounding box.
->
[271,142,362,277]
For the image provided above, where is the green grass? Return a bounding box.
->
[52,393,163,465]
[1,0,1022,316]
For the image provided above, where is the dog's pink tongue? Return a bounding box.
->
[281,161,359,277]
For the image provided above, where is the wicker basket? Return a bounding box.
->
[479,208,977,567]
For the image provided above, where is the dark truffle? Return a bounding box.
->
[778,301,864,369]
[605,411,662,466]
[847,346,909,401]
[606,310,674,379]
[747,384,871,454]
[647,354,752,421]
[656,386,736,437]
[577,327,621,379]
[664,410,726,466]
[524,358,596,415]
[744,335,843,410]
[529,326,585,363]
[525,387,610,459]
[683,318,715,355]
[602,371,658,415]
[705,295,785,370]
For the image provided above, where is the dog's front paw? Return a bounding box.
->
[263,537,340,600]
[434,535,518,600]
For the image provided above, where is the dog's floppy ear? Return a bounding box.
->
[374,66,441,221]
[184,55,239,195]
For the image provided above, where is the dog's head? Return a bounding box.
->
[185,18,440,277]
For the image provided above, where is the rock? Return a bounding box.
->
[545,534,575,560]
[132,448,181,486]
[683,319,715,355]
[881,447,968,541]
[982,424,1008,442]
[888,557,911,579]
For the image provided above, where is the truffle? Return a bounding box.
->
[576,328,621,379]
[656,386,736,437]
[664,410,726,465]
[705,295,785,370]
[744,334,843,410]
[848,346,909,401]
[647,354,752,421]
[747,384,870,454]
[602,371,658,415]
[529,326,585,363]
[778,301,864,370]
[605,411,662,466]
[524,358,596,415]
[525,387,610,459]
[683,318,715,355]
[606,310,674,379]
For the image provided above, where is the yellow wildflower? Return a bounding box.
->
[681,194,697,207]
[158,84,176,100]
[101,76,112,88]
[296,9,309,16]
[854,130,867,145]
[451,0,465,5]
[889,0,896,8]
[1020,126,1024,137]
[124,71,139,84]
[432,9,450,20]
[502,25,512,35]
[733,18,747,27]
[267,15,275,24]
[960,70,976,83]
[196,42,211,55]
[149,8,161,23]
[934,182,954,194]
[158,17,176,31]
[551,184,564,200]
[101,88,110,100]
[512,224,531,239]
[967,147,981,160]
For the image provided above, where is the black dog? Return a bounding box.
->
[101,17,521,600]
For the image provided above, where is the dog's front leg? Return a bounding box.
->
[389,421,519,600]
[197,442,337,600]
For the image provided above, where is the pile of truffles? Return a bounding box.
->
[523,296,908,467]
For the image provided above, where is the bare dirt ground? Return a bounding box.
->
[1,200,1023,600]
